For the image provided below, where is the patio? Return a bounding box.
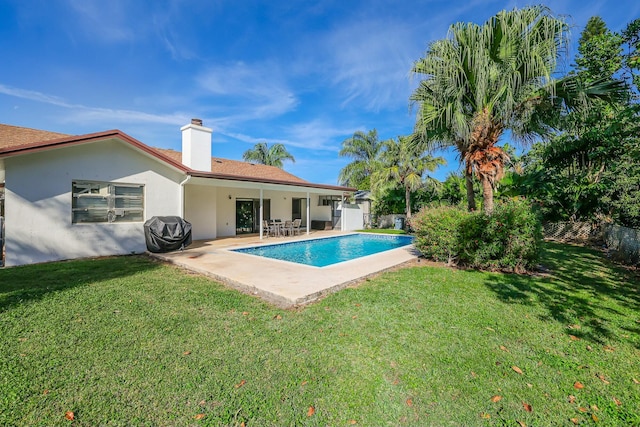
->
[151,231,420,307]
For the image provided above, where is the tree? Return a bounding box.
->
[412,6,572,214]
[338,129,383,189]
[372,136,445,218]
[519,17,640,226]
[242,142,295,168]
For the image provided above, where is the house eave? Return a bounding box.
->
[187,171,355,193]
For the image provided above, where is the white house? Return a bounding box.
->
[0,120,360,267]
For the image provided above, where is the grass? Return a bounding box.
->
[1,242,639,426]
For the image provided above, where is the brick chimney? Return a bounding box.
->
[181,118,212,171]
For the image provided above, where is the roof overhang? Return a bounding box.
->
[186,175,353,194]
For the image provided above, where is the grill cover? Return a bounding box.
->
[144,216,192,253]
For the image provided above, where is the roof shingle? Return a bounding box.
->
[0,123,70,149]
[152,148,309,184]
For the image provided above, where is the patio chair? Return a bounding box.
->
[291,218,302,236]
[283,220,293,236]
[262,220,276,237]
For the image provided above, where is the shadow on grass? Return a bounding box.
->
[0,255,161,313]
[484,241,640,347]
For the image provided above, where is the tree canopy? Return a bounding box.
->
[242,142,295,169]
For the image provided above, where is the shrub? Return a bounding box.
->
[410,198,542,272]
[458,198,542,272]
[409,204,468,264]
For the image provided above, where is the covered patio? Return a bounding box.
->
[151,231,420,307]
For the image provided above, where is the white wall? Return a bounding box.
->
[312,205,332,221]
[340,204,364,231]
[184,185,217,240]
[4,140,183,266]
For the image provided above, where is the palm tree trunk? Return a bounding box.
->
[465,167,476,211]
[405,185,412,219]
[481,175,494,214]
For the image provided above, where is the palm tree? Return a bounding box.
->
[242,142,295,168]
[372,135,445,218]
[412,6,570,214]
[338,129,383,189]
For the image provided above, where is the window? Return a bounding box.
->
[72,181,144,223]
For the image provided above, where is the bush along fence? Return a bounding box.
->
[602,224,640,265]
[543,221,640,266]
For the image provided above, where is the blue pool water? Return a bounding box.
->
[233,233,414,267]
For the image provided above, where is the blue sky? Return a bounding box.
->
[1,1,637,185]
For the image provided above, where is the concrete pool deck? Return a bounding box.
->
[151,231,420,308]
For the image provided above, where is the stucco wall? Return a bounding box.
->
[4,140,183,266]
[184,185,217,240]
[340,204,364,231]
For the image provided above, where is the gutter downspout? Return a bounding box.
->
[179,175,192,218]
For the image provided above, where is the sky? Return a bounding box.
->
[1,0,638,185]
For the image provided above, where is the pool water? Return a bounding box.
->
[233,233,414,267]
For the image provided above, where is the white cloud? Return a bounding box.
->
[0,83,189,126]
[65,0,135,43]
[197,62,299,120]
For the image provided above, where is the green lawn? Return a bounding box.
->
[1,242,638,426]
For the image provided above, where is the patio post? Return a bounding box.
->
[306,191,310,235]
[259,188,264,239]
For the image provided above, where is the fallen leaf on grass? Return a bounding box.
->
[517,421,527,427]
[586,345,593,351]
[406,398,413,407]
[522,402,532,412]
[633,378,639,384]
[591,404,599,412]
[591,413,599,422]
[349,420,357,425]
[307,406,315,417]
[613,397,622,406]
[471,371,477,378]
[43,389,50,395]
[574,381,584,390]
[194,413,205,420]
[568,324,581,330]
[568,395,576,404]
[235,379,246,389]
[578,407,588,413]
[570,417,580,425]
[65,411,74,421]
[596,374,609,384]
[242,311,249,316]
[274,314,282,320]
[183,351,191,355]
[490,395,502,403]
[603,345,615,352]
[512,366,523,375]
[569,335,580,341]
[499,345,509,352]
[480,412,491,419]
[301,380,308,386]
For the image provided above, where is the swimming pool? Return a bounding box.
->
[233,233,414,267]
